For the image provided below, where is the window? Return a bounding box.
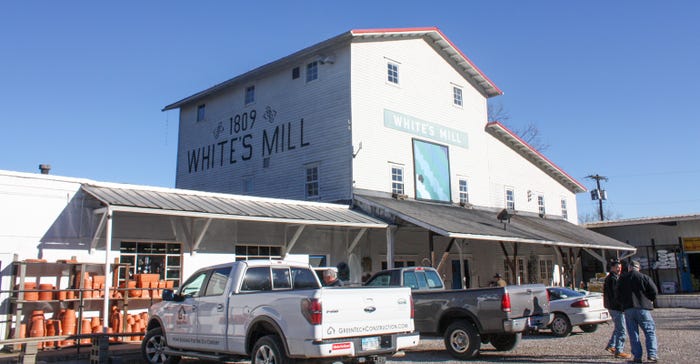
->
[305,164,319,199]
[391,165,404,195]
[234,245,282,261]
[538,195,546,215]
[292,67,300,79]
[459,178,469,205]
[539,258,554,285]
[306,61,318,82]
[242,177,253,194]
[245,85,255,105]
[387,62,399,84]
[291,267,320,289]
[203,267,231,296]
[504,257,526,284]
[119,242,182,287]
[453,86,463,106]
[381,260,416,270]
[180,272,207,298]
[197,104,206,122]
[505,188,515,210]
[241,267,271,292]
[272,268,291,289]
[561,198,568,219]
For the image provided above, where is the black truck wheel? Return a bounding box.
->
[490,332,522,351]
[444,320,480,360]
[550,313,572,337]
[142,327,181,364]
[252,334,290,364]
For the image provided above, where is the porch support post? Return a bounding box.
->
[101,207,113,333]
[386,226,396,269]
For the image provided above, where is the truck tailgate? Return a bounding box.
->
[319,287,414,340]
[505,284,550,318]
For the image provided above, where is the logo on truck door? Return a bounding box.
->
[176,305,187,324]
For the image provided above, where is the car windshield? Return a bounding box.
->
[549,287,585,300]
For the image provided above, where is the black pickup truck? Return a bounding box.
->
[365,266,552,359]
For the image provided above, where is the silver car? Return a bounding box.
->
[546,286,611,337]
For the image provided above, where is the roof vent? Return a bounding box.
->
[39,164,51,175]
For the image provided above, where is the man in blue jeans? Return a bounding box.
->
[603,261,631,358]
[617,260,659,363]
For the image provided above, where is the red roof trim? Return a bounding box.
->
[486,121,587,192]
[351,27,503,96]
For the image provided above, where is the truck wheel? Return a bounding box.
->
[253,334,290,364]
[444,320,480,360]
[142,327,181,364]
[490,332,521,351]
[550,313,572,337]
[580,324,598,333]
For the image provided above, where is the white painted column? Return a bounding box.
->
[102,208,113,333]
[386,226,396,269]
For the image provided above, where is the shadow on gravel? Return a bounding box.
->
[393,349,622,363]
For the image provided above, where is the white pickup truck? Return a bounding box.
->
[142,260,419,364]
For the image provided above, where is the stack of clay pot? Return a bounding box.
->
[22,282,39,301]
[92,275,105,298]
[58,308,77,347]
[135,274,160,298]
[109,305,123,342]
[44,319,61,348]
[81,272,93,299]
[28,310,45,349]
[122,312,149,341]
[38,283,54,301]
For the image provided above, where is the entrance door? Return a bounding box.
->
[451,259,470,289]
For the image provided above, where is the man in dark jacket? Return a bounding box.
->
[616,260,659,363]
[603,261,631,358]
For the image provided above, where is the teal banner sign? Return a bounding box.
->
[383,109,468,148]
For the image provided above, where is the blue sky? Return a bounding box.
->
[1,1,698,221]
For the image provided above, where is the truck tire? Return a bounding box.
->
[490,332,521,351]
[252,334,290,364]
[550,313,572,337]
[444,320,480,360]
[142,327,181,364]
[580,324,598,333]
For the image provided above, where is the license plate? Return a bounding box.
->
[362,336,380,351]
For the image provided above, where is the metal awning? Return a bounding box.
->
[354,193,635,251]
[82,184,387,229]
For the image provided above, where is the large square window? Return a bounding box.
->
[413,139,450,202]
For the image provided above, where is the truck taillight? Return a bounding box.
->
[301,298,322,325]
[501,292,511,312]
[410,295,414,319]
[570,299,589,308]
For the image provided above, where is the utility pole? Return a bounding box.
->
[586,174,608,221]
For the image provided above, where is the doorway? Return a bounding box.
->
[451,259,470,289]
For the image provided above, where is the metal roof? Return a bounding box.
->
[81,184,387,228]
[163,27,501,111]
[354,194,634,251]
[584,213,700,228]
[485,121,587,194]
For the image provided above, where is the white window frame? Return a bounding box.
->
[306,61,318,83]
[505,187,515,210]
[458,178,469,205]
[387,62,399,84]
[305,163,319,199]
[245,85,255,105]
[538,194,546,215]
[391,164,404,195]
[538,256,554,285]
[561,198,568,219]
[453,86,463,107]
[119,241,183,287]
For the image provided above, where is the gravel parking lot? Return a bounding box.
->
[388,307,699,363]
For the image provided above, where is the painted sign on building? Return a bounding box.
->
[383,109,468,148]
[683,237,700,252]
